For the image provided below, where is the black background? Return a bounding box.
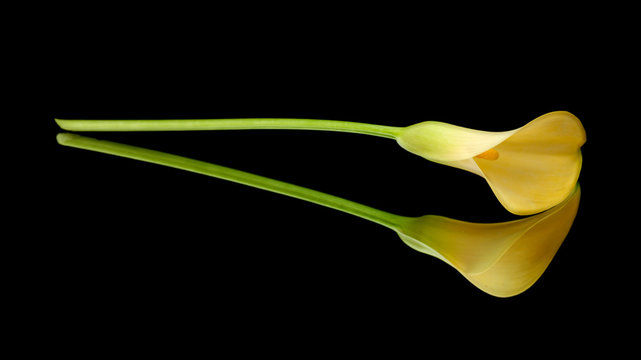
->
[20,5,635,355]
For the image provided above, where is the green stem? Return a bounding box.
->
[55,118,403,139]
[56,133,408,231]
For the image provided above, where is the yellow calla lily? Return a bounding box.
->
[397,185,580,297]
[397,111,586,215]
[56,111,585,215]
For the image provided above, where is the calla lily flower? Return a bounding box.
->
[397,185,580,297]
[56,133,581,297]
[56,111,586,215]
[396,111,586,215]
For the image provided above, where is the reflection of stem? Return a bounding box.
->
[57,133,409,231]
[55,118,403,139]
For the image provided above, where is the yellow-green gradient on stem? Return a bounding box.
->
[56,133,580,297]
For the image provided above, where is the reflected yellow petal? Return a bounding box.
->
[397,185,581,297]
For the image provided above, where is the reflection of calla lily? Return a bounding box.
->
[56,111,585,214]
[397,185,580,297]
[56,133,581,297]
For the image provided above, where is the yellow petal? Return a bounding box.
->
[474,111,585,215]
[396,185,581,297]
[396,111,585,215]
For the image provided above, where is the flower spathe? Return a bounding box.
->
[396,185,580,297]
[396,111,586,215]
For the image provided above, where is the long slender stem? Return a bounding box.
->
[55,118,404,139]
[56,133,409,231]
